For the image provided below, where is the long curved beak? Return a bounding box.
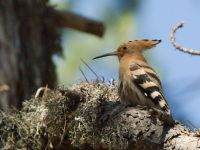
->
[93,51,117,60]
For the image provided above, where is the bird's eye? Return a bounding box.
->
[122,46,127,50]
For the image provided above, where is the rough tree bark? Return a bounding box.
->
[0,82,199,150]
[0,0,104,111]
[0,0,61,110]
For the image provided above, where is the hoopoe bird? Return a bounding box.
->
[93,39,171,116]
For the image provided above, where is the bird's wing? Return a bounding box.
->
[129,63,170,115]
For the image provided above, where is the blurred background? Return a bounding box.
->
[0,0,200,128]
[51,0,200,128]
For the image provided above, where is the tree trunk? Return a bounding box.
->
[0,0,105,111]
[0,0,61,110]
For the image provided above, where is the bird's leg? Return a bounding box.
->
[135,105,150,110]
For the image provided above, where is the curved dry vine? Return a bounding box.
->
[170,21,200,55]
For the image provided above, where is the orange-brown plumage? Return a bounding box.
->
[93,39,171,115]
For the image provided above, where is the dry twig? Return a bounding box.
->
[170,21,200,55]
[79,66,89,83]
[34,85,50,98]
[0,83,9,92]
[80,58,101,80]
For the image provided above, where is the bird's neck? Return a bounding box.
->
[119,53,148,81]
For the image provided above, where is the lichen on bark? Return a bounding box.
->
[0,81,199,150]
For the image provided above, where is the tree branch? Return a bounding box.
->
[0,82,199,149]
[170,21,200,55]
[51,9,105,37]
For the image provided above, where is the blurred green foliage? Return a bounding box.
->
[50,0,139,85]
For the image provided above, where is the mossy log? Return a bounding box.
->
[0,81,199,150]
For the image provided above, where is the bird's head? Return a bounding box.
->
[93,39,161,60]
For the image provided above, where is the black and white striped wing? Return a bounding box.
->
[130,63,170,115]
